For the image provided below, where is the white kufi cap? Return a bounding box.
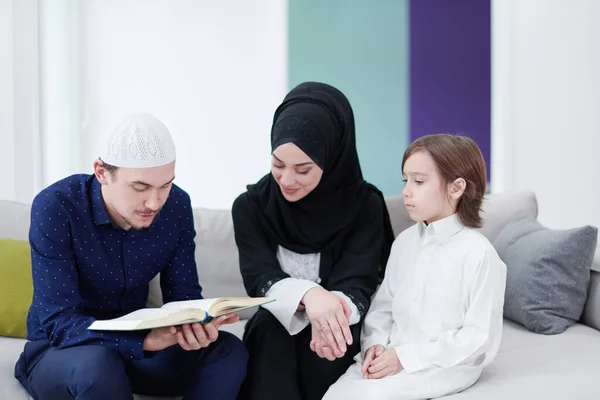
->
[100,113,176,168]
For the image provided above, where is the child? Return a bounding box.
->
[322,134,507,400]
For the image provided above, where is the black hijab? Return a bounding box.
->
[246,82,394,272]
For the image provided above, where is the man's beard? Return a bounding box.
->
[120,210,159,231]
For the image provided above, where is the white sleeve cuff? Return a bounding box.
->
[394,342,423,374]
[263,278,319,335]
[331,291,361,325]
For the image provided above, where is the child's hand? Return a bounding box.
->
[361,344,385,379]
[366,348,404,379]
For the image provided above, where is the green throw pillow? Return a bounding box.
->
[0,238,33,338]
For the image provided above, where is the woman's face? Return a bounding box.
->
[271,142,324,202]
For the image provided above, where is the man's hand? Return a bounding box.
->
[175,313,239,351]
[143,313,239,352]
[366,348,404,379]
[213,313,240,328]
[143,326,179,351]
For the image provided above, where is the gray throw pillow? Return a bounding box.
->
[493,214,598,334]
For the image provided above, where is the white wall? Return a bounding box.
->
[492,0,600,230]
[79,0,288,209]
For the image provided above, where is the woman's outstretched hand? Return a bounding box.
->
[303,286,353,358]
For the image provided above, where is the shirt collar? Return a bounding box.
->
[417,213,464,243]
[91,178,112,225]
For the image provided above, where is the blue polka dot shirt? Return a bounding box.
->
[25,174,202,360]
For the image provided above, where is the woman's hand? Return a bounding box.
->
[302,286,353,356]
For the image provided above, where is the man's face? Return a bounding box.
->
[95,161,175,230]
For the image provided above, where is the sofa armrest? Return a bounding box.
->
[582,269,600,332]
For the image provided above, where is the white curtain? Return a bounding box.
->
[0,0,41,203]
[0,0,82,203]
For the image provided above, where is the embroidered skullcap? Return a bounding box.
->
[100,113,176,168]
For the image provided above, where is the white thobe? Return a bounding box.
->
[324,214,507,400]
[261,246,360,335]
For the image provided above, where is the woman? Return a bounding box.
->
[232,82,395,400]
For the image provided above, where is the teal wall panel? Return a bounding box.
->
[288,0,409,195]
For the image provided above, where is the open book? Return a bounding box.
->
[88,297,273,331]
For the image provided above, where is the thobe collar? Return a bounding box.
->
[417,213,464,243]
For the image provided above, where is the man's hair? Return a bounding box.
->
[99,158,119,179]
[103,163,118,173]
[402,134,487,228]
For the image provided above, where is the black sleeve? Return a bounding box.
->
[232,193,289,297]
[324,193,384,319]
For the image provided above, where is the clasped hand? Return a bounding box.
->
[361,344,404,379]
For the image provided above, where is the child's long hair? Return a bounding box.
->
[402,134,486,228]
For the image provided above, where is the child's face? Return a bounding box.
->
[402,150,455,225]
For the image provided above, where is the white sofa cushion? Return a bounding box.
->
[442,321,600,399]
[0,201,30,241]
[0,338,30,400]
[582,269,600,331]
[3,319,599,400]
[192,208,247,300]
[146,207,248,310]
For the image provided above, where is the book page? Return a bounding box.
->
[88,308,173,330]
[161,298,217,313]
[106,307,173,321]
[211,297,274,316]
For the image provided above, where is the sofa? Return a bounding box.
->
[1,190,599,400]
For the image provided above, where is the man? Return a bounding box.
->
[14,113,248,399]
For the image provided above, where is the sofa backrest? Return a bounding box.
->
[1,190,598,331]
[0,200,30,241]
[181,190,544,302]
[173,190,600,331]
